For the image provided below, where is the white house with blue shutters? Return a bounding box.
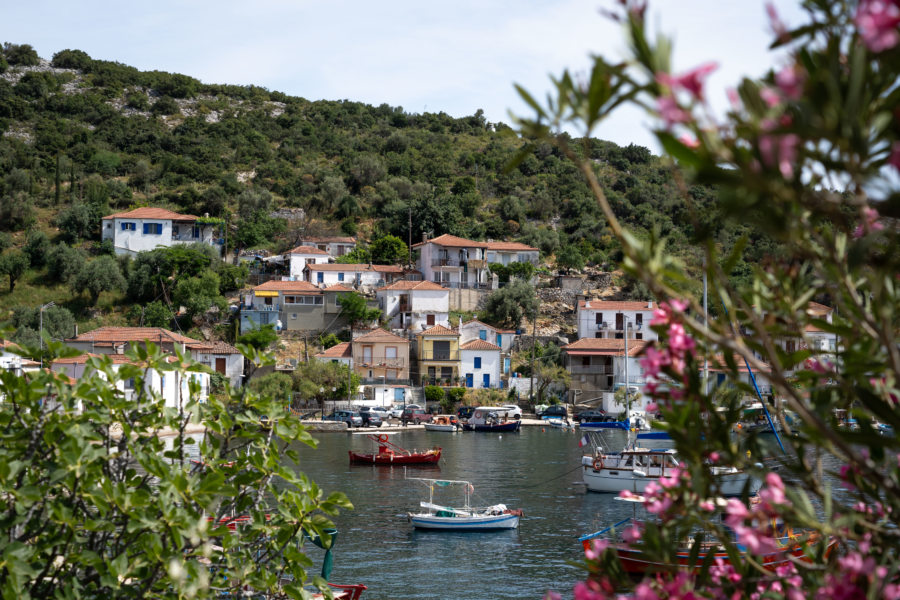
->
[460,339,502,388]
[101,207,220,256]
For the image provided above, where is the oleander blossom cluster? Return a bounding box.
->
[640,299,695,408]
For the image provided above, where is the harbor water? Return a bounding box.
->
[290,427,633,600]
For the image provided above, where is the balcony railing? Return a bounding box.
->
[568,365,614,375]
[432,258,464,268]
[246,304,280,312]
[355,356,408,369]
[420,350,460,361]
[360,377,411,386]
[595,322,609,329]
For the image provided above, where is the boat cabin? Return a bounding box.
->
[467,406,516,426]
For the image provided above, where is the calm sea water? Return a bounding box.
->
[289,427,633,600]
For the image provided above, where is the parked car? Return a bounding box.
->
[574,409,610,423]
[456,406,476,420]
[363,406,391,420]
[324,409,363,428]
[401,407,433,425]
[500,404,523,420]
[389,404,405,419]
[358,408,384,428]
[538,404,569,419]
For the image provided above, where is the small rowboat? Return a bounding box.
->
[406,477,523,531]
[348,433,441,465]
[424,414,459,432]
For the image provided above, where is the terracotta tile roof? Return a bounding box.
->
[352,328,410,344]
[286,245,329,255]
[460,319,517,334]
[377,280,447,292]
[53,353,140,365]
[66,327,211,349]
[485,241,539,252]
[206,341,241,354]
[419,324,459,337]
[372,265,405,273]
[412,234,488,249]
[562,337,648,356]
[578,300,658,311]
[323,284,354,293]
[102,207,198,221]
[315,342,352,359]
[307,263,376,272]
[301,236,357,244]
[460,339,501,351]
[252,280,321,293]
[806,301,833,315]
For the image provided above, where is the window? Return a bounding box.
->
[172,225,180,236]
[474,357,482,369]
[496,334,502,346]
[479,329,487,340]
[290,313,297,319]
[317,272,324,283]
[595,313,603,324]
[124,377,135,390]
[635,313,643,327]
[284,296,295,304]
[120,222,136,231]
[338,272,345,282]
[426,314,435,326]
[143,223,163,235]
[192,226,200,238]
[582,356,591,367]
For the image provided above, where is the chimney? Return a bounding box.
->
[422,233,428,243]
[647,300,653,309]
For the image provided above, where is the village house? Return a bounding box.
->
[458,319,516,382]
[101,207,220,256]
[459,339,502,389]
[413,234,490,289]
[51,353,209,410]
[240,281,350,334]
[64,326,244,386]
[562,337,649,412]
[376,280,450,332]
[284,245,331,280]
[0,340,40,376]
[297,236,357,258]
[484,241,540,266]
[351,328,410,385]
[305,263,405,288]
[576,300,659,341]
[314,342,352,367]
[416,324,460,386]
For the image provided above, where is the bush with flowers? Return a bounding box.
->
[517,0,900,597]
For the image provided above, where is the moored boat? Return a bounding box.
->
[424,414,459,432]
[461,406,521,432]
[406,477,523,531]
[348,433,441,465]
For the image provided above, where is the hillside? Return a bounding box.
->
[0,43,779,343]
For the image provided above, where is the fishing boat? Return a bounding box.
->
[579,496,836,575]
[424,414,459,432]
[546,417,576,430]
[580,431,758,496]
[461,406,521,432]
[406,477,523,531]
[634,430,675,449]
[348,433,441,465]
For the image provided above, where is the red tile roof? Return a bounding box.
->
[419,324,459,337]
[806,301,833,315]
[578,300,658,311]
[301,236,356,244]
[352,328,410,344]
[460,339,501,351]
[66,327,212,349]
[562,337,648,356]
[485,241,539,252]
[323,284,354,293]
[412,234,488,249]
[316,342,352,359]
[53,353,141,365]
[377,280,447,292]
[102,207,198,221]
[253,280,322,293]
[286,245,329,255]
[460,319,517,334]
[205,341,241,354]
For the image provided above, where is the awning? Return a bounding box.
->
[254,291,279,297]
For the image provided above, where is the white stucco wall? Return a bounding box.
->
[460,349,501,388]
[195,351,244,387]
[577,307,658,341]
[102,218,217,256]
[288,254,329,280]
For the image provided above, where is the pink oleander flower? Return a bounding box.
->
[657,95,691,128]
[853,206,885,238]
[657,62,718,101]
[645,402,658,412]
[574,577,616,600]
[766,2,789,40]
[759,132,801,178]
[735,524,779,555]
[585,538,609,560]
[678,133,700,149]
[724,498,751,528]
[660,467,686,489]
[699,500,716,512]
[856,0,900,52]
[775,64,806,100]
[760,86,781,108]
[667,322,696,355]
[623,524,642,544]
[839,551,877,576]
[640,346,670,378]
[543,592,562,600]
[709,451,721,463]
[889,141,900,172]
[758,472,787,510]
[726,87,741,110]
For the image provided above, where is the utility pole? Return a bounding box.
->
[408,202,413,269]
[623,318,630,419]
[528,298,538,405]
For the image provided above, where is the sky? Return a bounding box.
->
[5,0,802,150]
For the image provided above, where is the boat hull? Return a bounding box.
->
[581,457,758,496]
[579,421,629,430]
[348,449,441,465]
[423,424,457,432]
[462,421,521,432]
[409,513,519,530]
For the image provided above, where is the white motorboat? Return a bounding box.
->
[406,478,522,531]
[580,432,759,496]
[423,415,459,432]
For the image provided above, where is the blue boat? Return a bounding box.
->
[461,407,522,432]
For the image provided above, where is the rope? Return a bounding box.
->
[520,463,585,489]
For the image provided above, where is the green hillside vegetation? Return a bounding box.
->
[0,42,783,339]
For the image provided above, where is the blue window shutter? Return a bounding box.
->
[496,334,502,345]
[143,223,150,234]
[474,357,481,369]
[338,273,344,282]
[483,374,490,387]
[479,330,486,340]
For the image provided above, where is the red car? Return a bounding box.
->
[400,408,433,425]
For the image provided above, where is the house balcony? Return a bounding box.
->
[420,350,460,361]
[360,377,411,386]
[246,304,281,312]
[568,365,614,375]
[432,258,464,268]
[355,356,408,369]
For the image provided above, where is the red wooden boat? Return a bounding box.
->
[348,433,441,465]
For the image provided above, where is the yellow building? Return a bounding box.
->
[351,328,410,384]
[417,324,460,386]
